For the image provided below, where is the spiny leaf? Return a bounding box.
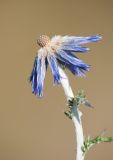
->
[82,136,113,154]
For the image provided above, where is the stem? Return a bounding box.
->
[58,66,84,160]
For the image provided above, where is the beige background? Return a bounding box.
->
[0,0,113,160]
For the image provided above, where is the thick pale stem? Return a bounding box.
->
[58,67,84,160]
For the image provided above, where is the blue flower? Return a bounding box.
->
[29,35,102,97]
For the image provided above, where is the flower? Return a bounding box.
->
[29,35,102,97]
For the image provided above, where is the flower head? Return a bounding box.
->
[29,34,102,97]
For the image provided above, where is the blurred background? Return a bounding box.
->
[0,0,113,160]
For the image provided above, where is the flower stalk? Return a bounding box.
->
[58,67,84,160]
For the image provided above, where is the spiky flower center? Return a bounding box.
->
[37,35,50,47]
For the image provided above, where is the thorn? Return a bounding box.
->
[84,100,94,108]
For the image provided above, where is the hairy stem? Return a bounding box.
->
[58,67,84,160]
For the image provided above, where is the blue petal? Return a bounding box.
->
[36,58,46,97]
[56,50,88,66]
[30,57,38,94]
[30,57,46,97]
[46,57,48,70]
[56,50,90,77]
[57,58,89,77]
[47,56,61,84]
[67,65,87,77]
[66,35,102,45]
[62,45,90,53]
